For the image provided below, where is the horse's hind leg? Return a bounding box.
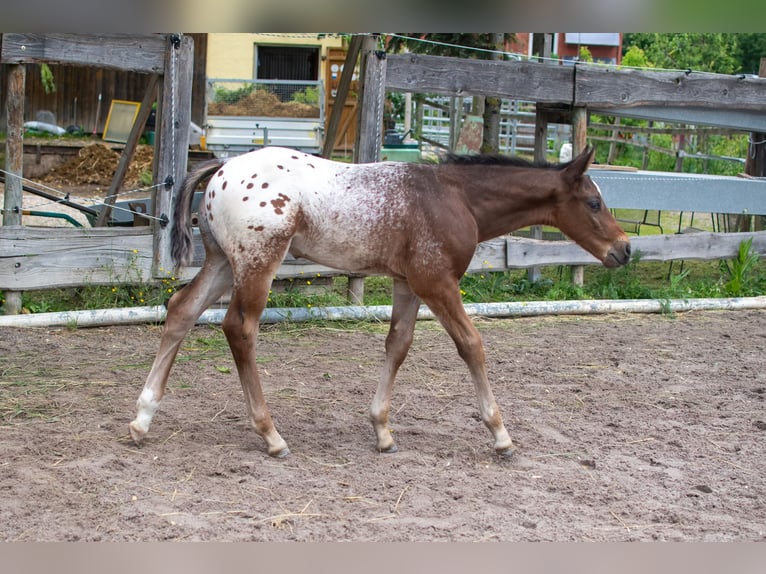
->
[129,252,232,444]
[370,278,421,453]
[222,263,289,458]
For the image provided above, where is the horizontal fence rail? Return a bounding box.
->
[3,225,766,292]
[591,168,766,214]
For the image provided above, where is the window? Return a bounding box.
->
[255,46,319,81]
[564,33,621,47]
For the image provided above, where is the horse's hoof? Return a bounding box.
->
[379,443,398,454]
[269,446,290,458]
[495,446,515,460]
[129,421,146,446]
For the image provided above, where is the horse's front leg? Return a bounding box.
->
[419,283,514,457]
[370,279,421,453]
[130,254,232,444]
[222,269,289,458]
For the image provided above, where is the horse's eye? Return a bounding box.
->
[587,199,602,212]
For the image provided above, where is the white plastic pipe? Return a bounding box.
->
[1,296,766,329]
[0,305,167,328]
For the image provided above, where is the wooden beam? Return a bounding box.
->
[505,231,766,268]
[570,105,590,286]
[384,54,766,112]
[0,33,166,74]
[2,65,24,228]
[153,34,194,276]
[322,35,363,158]
[95,74,159,226]
[385,53,574,103]
[535,103,572,124]
[5,227,766,292]
[747,58,766,231]
[0,227,154,291]
[527,108,548,283]
[575,65,766,111]
[2,64,25,314]
[349,35,384,301]
[590,105,766,133]
[354,35,386,164]
[571,107,588,155]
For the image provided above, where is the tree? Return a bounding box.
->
[623,33,739,74]
[578,46,594,63]
[620,45,651,69]
[735,33,766,75]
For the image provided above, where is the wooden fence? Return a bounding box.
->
[3,224,766,293]
[0,34,208,132]
[1,33,193,314]
[3,43,766,304]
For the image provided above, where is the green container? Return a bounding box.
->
[381,145,421,162]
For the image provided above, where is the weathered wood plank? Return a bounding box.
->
[505,231,766,268]
[153,34,194,276]
[4,227,766,292]
[3,65,24,226]
[384,54,766,112]
[2,64,26,313]
[575,65,766,111]
[0,227,154,290]
[385,54,574,103]
[0,33,166,74]
[355,37,386,164]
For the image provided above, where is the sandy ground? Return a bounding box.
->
[1,309,765,541]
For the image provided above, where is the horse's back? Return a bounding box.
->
[203,147,423,274]
[216,148,428,222]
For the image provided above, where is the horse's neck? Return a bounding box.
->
[455,169,557,241]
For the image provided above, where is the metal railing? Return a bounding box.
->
[402,95,569,155]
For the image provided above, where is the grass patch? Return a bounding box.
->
[3,235,765,317]
[459,255,765,305]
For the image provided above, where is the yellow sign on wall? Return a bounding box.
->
[103,100,141,143]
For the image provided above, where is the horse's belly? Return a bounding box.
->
[289,235,390,275]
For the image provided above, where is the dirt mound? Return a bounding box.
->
[43,143,154,188]
[208,89,319,118]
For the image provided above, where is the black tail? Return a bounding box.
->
[170,158,223,268]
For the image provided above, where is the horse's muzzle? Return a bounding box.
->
[604,240,631,268]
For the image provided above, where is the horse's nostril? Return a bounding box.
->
[625,243,632,257]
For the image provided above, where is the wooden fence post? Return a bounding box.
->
[527,108,548,283]
[748,57,766,231]
[152,34,194,277]
[2,64,26,314]
[526,34,553,284]
[607,116,621,164]
[355,34,386,164]
[349,35,387,302]
[570,105,588,286]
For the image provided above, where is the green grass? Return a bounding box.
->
[4,252,765,317]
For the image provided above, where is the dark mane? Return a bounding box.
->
[441,153,568,170]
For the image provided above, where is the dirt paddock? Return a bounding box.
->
[1,309,765,541]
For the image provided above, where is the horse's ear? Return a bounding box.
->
[563,146,595,181]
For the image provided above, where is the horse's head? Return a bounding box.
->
[553,147,631,268]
